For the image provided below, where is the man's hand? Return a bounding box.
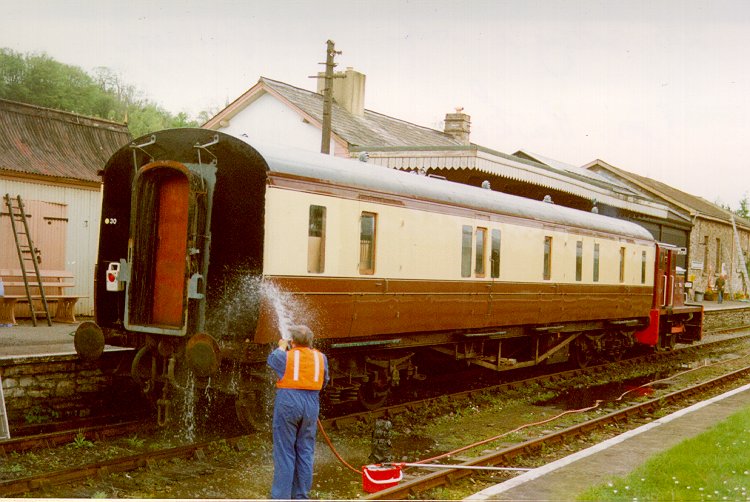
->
[278,339,289,350]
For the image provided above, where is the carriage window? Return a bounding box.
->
[641,250,647,284]
[475,227,487,277]
[359,212,376,275]
[307,205,326,273]
[543,236,552,280]
[619,246,626,283]
[461,225,472,278]
[593,243,600,282]
[575,241,583,281]
[491,229,501,278]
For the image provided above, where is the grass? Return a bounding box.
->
[579,405,750,501]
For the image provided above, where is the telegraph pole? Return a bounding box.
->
[319,40,341,154]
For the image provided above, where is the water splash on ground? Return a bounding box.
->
[181,373,196,442]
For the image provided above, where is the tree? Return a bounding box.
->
[736,193,749,220]
[0,48,202,136]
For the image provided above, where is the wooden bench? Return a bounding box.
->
[0,269,85,325]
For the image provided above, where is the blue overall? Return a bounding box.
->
[267,347,329,499]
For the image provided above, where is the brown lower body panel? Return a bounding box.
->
[253,276,653,344]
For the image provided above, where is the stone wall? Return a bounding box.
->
[688,218,750,296]
[702,305,750,333]
[0,350,146,431]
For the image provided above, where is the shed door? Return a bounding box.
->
[0,199,67,270]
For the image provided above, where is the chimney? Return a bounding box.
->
[444,108,471,145]
[317,67,366,117]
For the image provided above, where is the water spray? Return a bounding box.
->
[261,281,313,341]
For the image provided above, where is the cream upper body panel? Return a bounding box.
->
[262,186,655,286]
[253,141,655,285]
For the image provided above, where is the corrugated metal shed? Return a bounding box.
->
[0,99,130,182]
[0,99,131,316]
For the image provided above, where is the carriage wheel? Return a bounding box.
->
[660,333,676,351]
[235,387,272,433]
[358,379,390,410]
[573,336,597,368]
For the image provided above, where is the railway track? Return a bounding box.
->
[0,417,152,455]
[325,330,750,429]
[364,362,750,500]
[1,331,747,497]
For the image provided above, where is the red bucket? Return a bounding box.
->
[362,464,403,493]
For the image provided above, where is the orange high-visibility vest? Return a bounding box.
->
[276,347,325,390]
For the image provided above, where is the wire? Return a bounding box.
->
[412,400,603,465]
[318,352,750,477]
[317,418,362,475]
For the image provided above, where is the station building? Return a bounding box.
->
[204,69,748,297]
[587,159,750,298]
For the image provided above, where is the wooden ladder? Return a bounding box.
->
[3,194,52,326]
[0,375,8,440]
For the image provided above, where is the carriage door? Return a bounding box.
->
[152,175,189,326]
[655,245,675,308]
[127,161,194,333]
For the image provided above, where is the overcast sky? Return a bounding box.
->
[3,0,749,208]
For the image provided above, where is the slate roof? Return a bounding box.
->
[0,99,131,183]
[514,150,636,193]
[588,160,750,229]
[241,77,465,148]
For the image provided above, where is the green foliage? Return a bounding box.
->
[736,192,750,219]
[0,48,203,136]
[70,431,95,448]
[24,405,60,424]
[125,434,146,448]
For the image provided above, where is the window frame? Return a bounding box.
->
[575,240,583,282]
[461,225,473,278]
[307,205,326,274]
[359,212,377,275]
[475,227,487,277]
[593,243,600,282]
[490,229,501,279]
[543,236,553,281]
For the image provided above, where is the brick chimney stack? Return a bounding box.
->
[444,108,471,144]
[317,67,366,117]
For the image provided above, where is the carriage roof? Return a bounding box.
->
[252,141,655,243]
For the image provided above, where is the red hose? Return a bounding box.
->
[317,418,362,475]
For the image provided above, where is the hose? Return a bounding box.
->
[317,418,362,475]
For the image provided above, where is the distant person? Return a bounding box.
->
[715,274,727,304]
[267,325,329,499]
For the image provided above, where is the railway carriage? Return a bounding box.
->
[75,128,703,423]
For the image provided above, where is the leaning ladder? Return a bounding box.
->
[0,375,8,439]
[732,215,749,295]
[3,194,52,326]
